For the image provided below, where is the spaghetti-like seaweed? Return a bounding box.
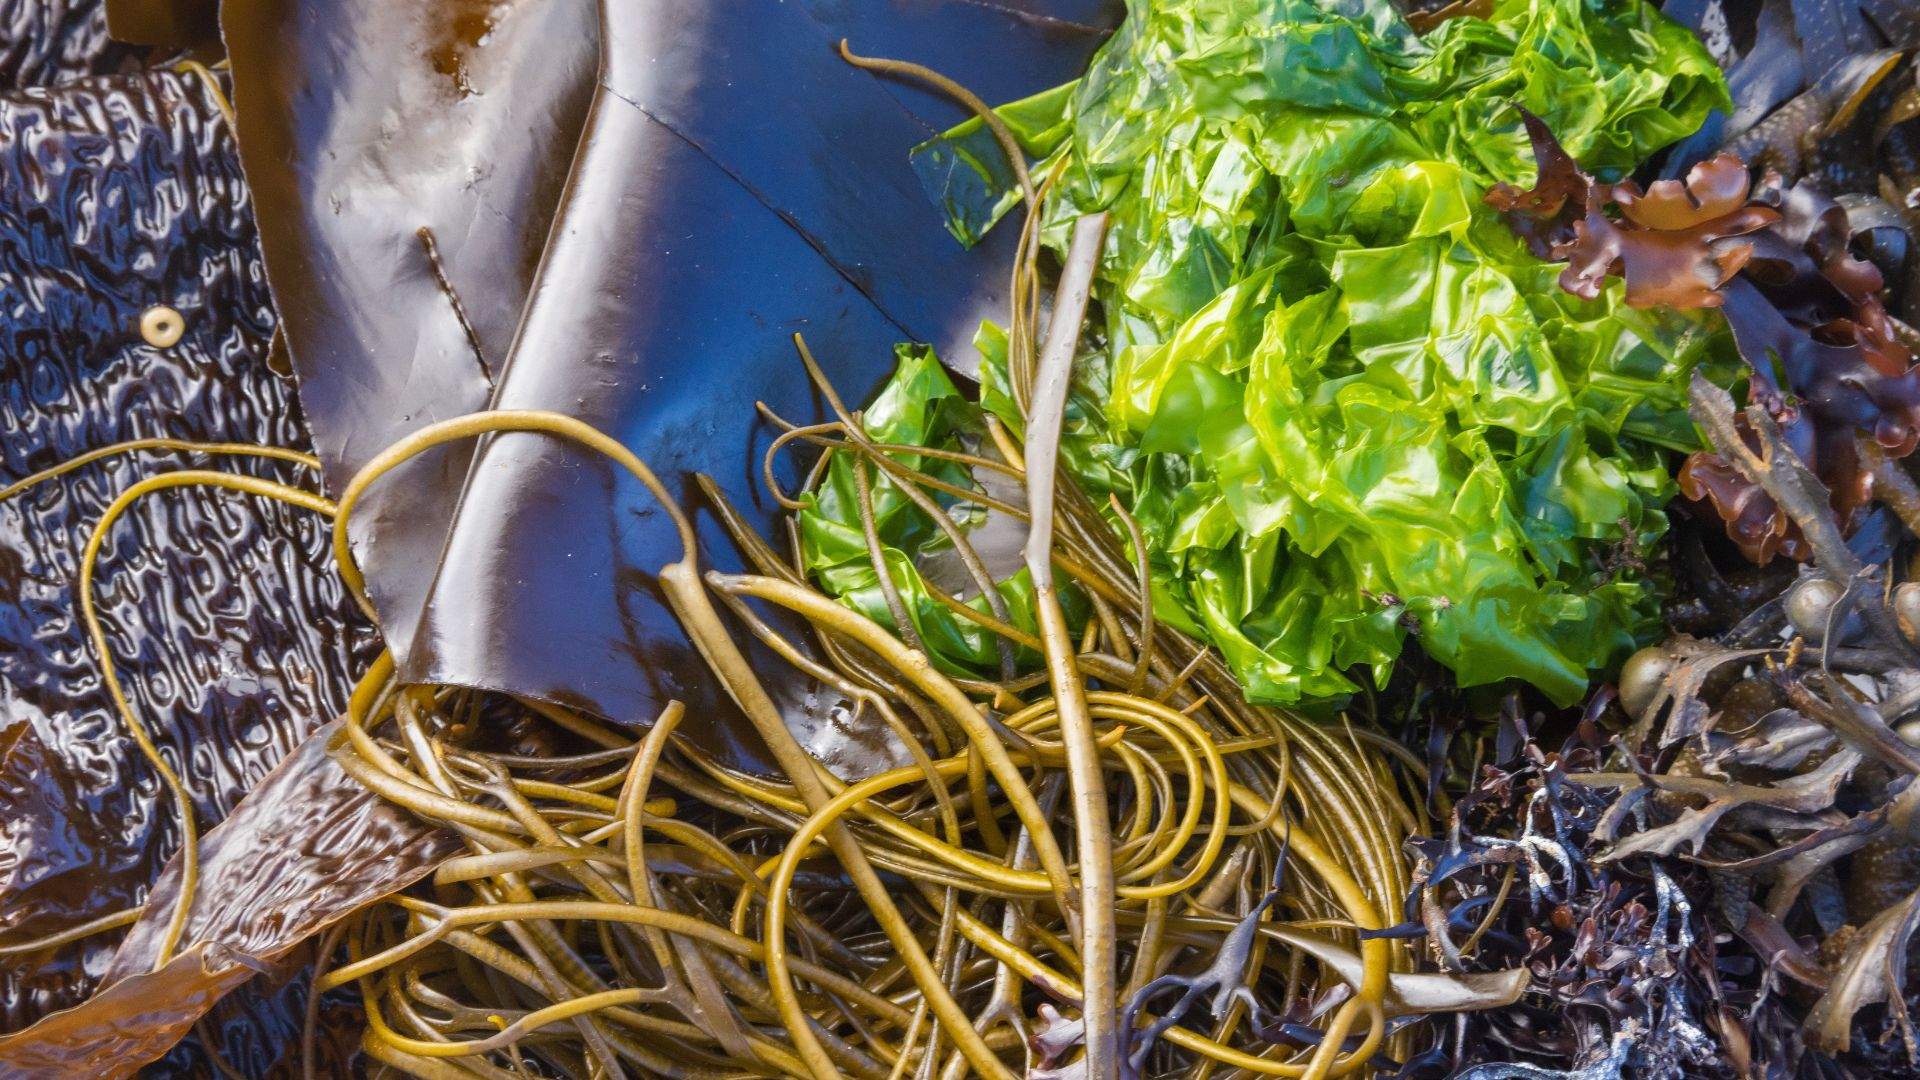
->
[0,45,1508,1080]
[0,381,1493,1077]
[306,388,1434,1077]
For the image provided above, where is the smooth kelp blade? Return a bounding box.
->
[795,0,1123,134]
[223,0,1118,768]
[220,0,599,686]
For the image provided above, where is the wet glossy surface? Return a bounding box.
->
[222,0,600,671]
[1,2,1119,1071]
[0,722,453,1077]
[0,0,143,88]
[798,0,1121,132]
[0,57,372,1070]
[111,722,455,983]
[233,0,1118,768]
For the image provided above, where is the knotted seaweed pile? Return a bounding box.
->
[0,58,1513,1078]
[6,0,1920,1077]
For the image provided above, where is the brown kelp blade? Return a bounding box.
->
[221,0,600,683]
[0,720,455,1077]
[224,0,1116,768]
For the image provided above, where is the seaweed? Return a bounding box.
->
[1490,111,1920,565]
[887,0,1732,707]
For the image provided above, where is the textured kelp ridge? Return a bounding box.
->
[0,59,371,1071]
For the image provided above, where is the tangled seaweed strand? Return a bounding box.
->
[0,47,1529,1080]
[0,408,1466,1078]
[1395,708,1718,1079]
[308,389,1440,1079]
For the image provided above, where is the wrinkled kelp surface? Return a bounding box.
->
[0,721,454,1077]
[0,0,142,88]
[0,54,373,1075]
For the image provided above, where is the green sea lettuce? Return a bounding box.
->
[805,0,1731,705]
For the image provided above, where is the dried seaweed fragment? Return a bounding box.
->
[1397,718,1724,1078]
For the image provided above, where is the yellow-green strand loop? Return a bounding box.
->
[326,410,1019,1080]
[0,438,320,503]
[80,469,334,969]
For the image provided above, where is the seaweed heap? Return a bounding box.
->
[866,0,1729,708]
[0,14,1467,1077]
[821,0,1920,1075]
[4,0,1920,1076]
[1400,3,1920,1071]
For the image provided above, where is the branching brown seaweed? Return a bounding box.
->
[1489,109,1920,566]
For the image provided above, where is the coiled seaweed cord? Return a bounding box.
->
[294,402,1424,1077]
[0,906,143,958]
[1021,211,1120,1077]
[783,40,1418,1025]
[0,438,319,500]
[741,352,1412,1075]
[325,411,1046,1080]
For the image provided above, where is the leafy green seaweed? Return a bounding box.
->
[810,0,1731,705]
[798,343,1107,676]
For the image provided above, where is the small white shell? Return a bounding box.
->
[139,305,185,348]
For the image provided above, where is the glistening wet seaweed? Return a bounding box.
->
[0,53,1458,1073]
[0,57,372,1073]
